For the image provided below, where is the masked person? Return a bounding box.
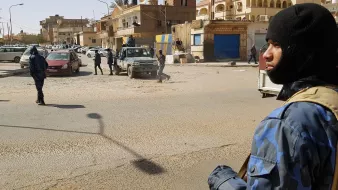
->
[94,50,103,75]
[208,3,338,189]
[29,46,48,105]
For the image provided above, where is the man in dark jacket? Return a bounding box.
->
[94,50,103,75]
[208,3,338,189]
[29,46,48,105]
[248,44,257,64]
[149,46,154,58]
[127,35,135,47]
[156,50,170,83]
[107,49,114,75]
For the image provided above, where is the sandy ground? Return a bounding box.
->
[0,60,281,190]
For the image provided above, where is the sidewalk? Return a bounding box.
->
[167,61,259,67]
[0,63,29,78]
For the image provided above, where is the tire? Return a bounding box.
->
[14,57,20,63]
[127,66,135,79]
[87,54,91,58]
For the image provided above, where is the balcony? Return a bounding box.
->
[116,26,140,36]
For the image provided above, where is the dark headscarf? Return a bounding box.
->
[266,3,338,86]
[30,46,38,55]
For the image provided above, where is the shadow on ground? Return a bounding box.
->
[0,112,166,175]
[87,113,166,175]
[46,104,85,109]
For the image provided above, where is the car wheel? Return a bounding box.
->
[127,66,135,79]
[14,57,20,63]
[87,54,91,58]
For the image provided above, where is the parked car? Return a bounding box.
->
[114,47,158,79]
[86,48,98,58]
[0,47,26,63]
[20,47,49,68]
[46,50,81,76]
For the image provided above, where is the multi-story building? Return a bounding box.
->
[101,0,196,50]
[40,15,90,44]
[191,0,320,62]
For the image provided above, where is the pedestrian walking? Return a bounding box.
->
[94,50,103,75]
[248,44,257,64]
[149,46,154,58]
[107,48,113,75]
[208,3,338,189]
[156,50,170,83]
[29,46,48,105]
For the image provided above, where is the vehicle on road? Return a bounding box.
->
[257,44,283,98]
[114,47,158,79]
[20,47,49,68]
[46,50,81,76]
[0,47,26,63]
[86,48,98,58]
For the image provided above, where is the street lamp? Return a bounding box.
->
[9,3,24,44]
[97,0,110,16]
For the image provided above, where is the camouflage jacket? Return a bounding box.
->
[208,83,338,189]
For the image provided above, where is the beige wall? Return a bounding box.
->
[79,33,101,47]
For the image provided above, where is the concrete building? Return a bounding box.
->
[73,31,101,47]
[108,0,196,50]
[40,15,90,44]
[191,0,321,62]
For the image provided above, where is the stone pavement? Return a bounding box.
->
[0,63,29,78]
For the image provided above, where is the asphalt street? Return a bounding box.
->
[0,58,281,189]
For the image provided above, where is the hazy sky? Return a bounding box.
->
[0,0,122,35]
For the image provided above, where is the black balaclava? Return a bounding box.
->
[30,46,38,55]
[266,3,338,85]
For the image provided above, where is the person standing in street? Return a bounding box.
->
[208,3,338,189]
[107,49,114,75]
[248,44,257,64]
[156,50,170,83]
[94,50,103,75]
[29,46,48,105]
[149,46,154,58]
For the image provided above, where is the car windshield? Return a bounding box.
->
[47,52,69,60]
[126,49,149,57]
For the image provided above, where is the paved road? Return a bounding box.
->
[0,62,281,189]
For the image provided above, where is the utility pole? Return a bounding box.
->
[164,6,167,33]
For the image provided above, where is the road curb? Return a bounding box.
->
[0,68,29,78]
[166,64,259,68]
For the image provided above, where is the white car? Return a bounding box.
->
[86,49,98,58]
[20,47,49,68]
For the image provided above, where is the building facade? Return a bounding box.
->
[107,0,196,50]
[40,15,90,44]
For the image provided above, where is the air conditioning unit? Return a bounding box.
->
[259,15,269,22]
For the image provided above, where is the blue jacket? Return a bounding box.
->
[208,80,338,189]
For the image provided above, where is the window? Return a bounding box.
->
[92,39,97,43]
[193,34,201,45]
